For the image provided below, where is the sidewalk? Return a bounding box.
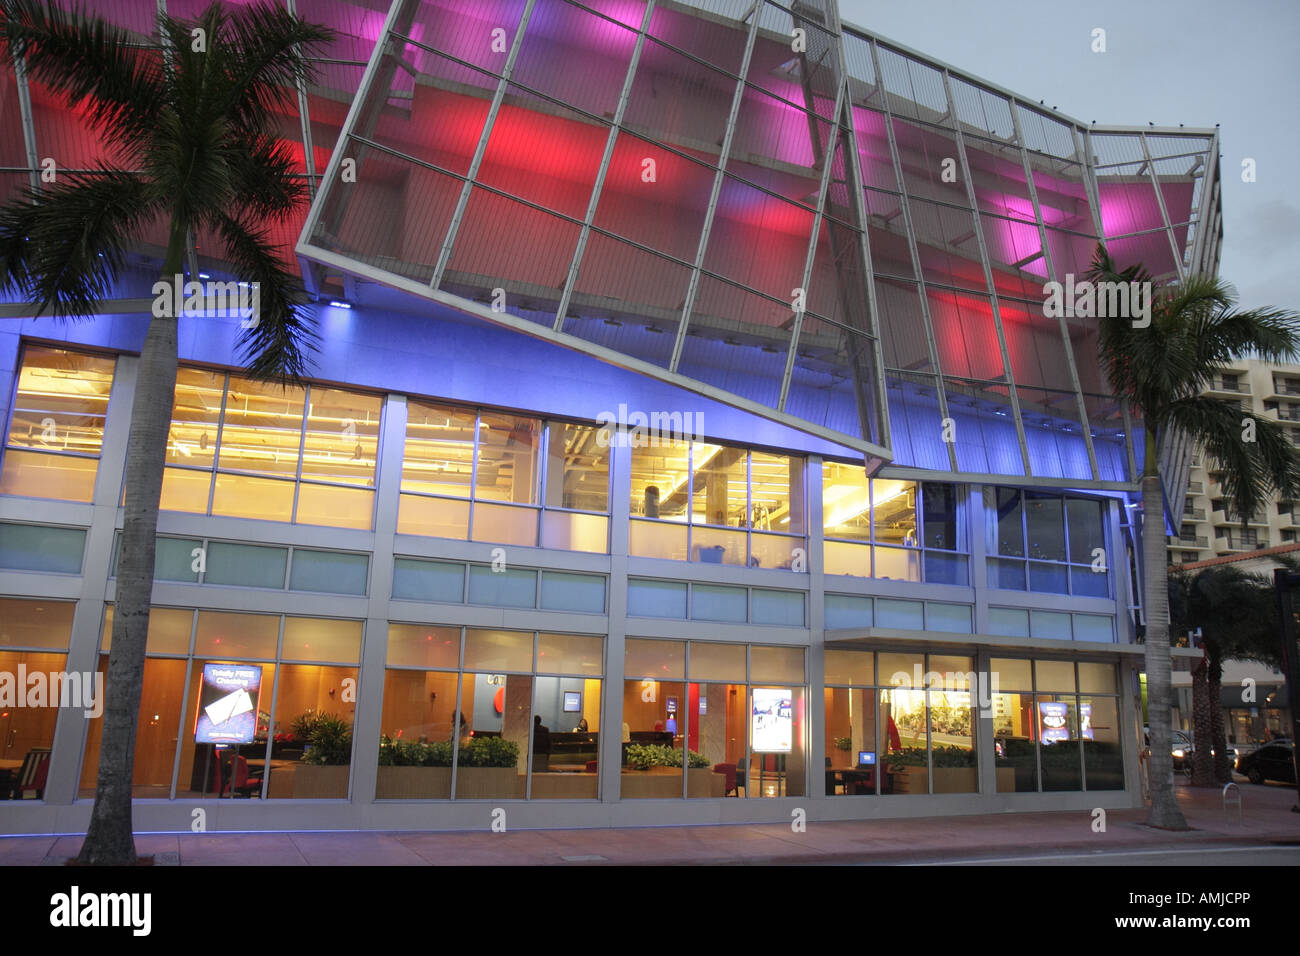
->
[3,780,1297,866]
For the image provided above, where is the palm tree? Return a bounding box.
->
[0,0,331,864]
[1087,245,1300,828]
[1169,564,1283,785]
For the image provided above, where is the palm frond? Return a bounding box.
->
[0,0,164,157]
[224,132,311,220]
[214,212,318,383]
[0,169,162,319]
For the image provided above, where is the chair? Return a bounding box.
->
[713,762,738,796]
[734,757,747,796]
[12,748,51,800]
[214,751,263,798]
[825,756,839,796]
[584,760,598,773]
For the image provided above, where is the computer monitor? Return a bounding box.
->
[858,751,876,767]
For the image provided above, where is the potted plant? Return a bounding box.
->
[453,736,522,799]
[621,745,723,797]
[269,712,352,798]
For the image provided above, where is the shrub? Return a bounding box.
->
[299,713,352,766]
[624,744,709,769]
[456,735,519,768]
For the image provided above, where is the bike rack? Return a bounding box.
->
[1222,782,1243,825]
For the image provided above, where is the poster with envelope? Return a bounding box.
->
[195,663,264,744]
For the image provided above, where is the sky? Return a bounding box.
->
[838,0,1300,312]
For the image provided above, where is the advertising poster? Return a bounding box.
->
[1038,700,1071,744]
[195,663,263,744]
[751,688,792,753]
[1080,702,1094,740]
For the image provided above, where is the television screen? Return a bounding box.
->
[858,751,875,766]
[563,691,581,713]
[751,687,792,753]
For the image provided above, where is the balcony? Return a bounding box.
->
[1187,481,1204,494]
[1168,535,1209,549]
[1181,506,1207,520]
[1271,378,1300,398]
[1206,377,1249,397]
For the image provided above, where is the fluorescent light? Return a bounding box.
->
[328,300,352,309]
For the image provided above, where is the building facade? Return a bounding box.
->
[0,0,1221,832]
[1170,359,1300,565]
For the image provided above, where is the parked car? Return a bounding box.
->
[1163,730,1238,776]
[1235,739,1296,785]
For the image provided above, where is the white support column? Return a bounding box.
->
[600,436,632,802]
[806,455,826,798]
[351,393,409,805]
[45,354,137,804]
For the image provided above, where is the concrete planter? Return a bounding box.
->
[890,765,979,794]
[376,766,452,800]
[622,767,725,798]
[268,764,350,799]
[529,773,599,799]
[453,766,523,799]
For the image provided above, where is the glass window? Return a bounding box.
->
[299,387,380,487]
[402,402,477,498]
[1,346,114,501]
[822,460,870,541]
[925,602,972,633]
[265,664,358,800]
[100,606,192,655]
[544,421,609,513]
[749,452,805,534]
[1074,614,1114,643]
[467,566,536,608]
[1078,661,1117,694]
[750,589,804,626]
[1037,695,1081,791]
[289,549,368,595]
[691,443,746,528]
[154,537,202,582]
[165,367,223,472]
[464,628,532,672]
[530,676,602,798]
[630,438,690,521]
[392,558,464,603]
[879,652,923,687]
[539,571,605,613]
[217,376,305,479]
[281,617,363,663]
[386,623,461,669]
[1030,610,1072,640]
[535,633,603,676]
[824,649,874,685]
[750,645,804,683]
[826,686,877,795]
[1082,695,1123,790]
[624,638,685,680]
[921,482,959,550]
[876,598,923,630]
[0,598,74,649]
[476,412,540,504]
[872,479,917,546]
[991,486,1024,556]
[990,657,1033,690]
[627,578,687,618]
[193,610,279,659]
[691,584,747,623]
[1067,498,1105,564]
[688,642,746,682]
[824,594,872,629]
[203,542,288,589]
[80,655,186,798]
[1024,493,1066,561]
[988,607,1029,638]
[0,522,84,573]
[1035,659,1077,693]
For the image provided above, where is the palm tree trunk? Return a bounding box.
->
[76,216,186,865]
[1209,655,1232,783]
[1142,468,1189,828]
[1190,658,1214,786]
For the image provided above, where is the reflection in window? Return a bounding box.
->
[986,487,1109,597]
[161,368,381,529]
[1,346,115,502]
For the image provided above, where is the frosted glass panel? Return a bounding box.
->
[0,522,84,573]
[539,571,605,613]
[691,584,746,622]
[467,565,537,607]
[204,542,288,588]
[627,578,686,618]
[750,589,804,626]
[290,549,369,595]
[824,594,872,629]
[392,558,464,603]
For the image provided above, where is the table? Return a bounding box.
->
[829,767,877,795]
[0,759,22,771]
